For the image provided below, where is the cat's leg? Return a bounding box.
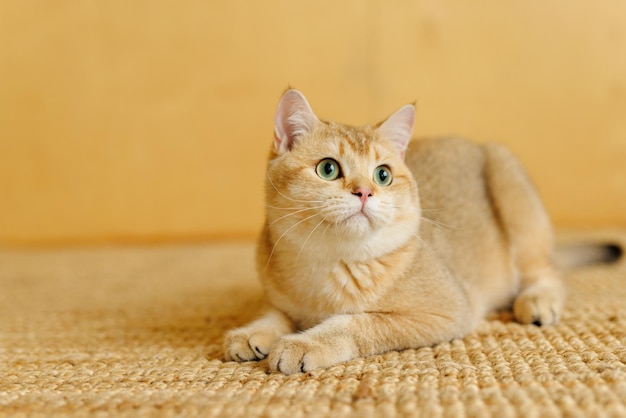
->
[483,143,565,326]
[268,311,466,375]
[224,308,296,362]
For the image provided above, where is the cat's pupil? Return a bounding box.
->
[378,170,388,182]
[324,162,335,175]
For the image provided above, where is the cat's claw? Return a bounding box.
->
[224,329,277,362]
[513,284,563,327]
[268,336,335,375]
[253,345,267,359]
[268,337,309,374]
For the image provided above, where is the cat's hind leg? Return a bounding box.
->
[224,308,295,362]
[483,143,565,326]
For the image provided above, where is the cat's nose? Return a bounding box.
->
[352,187,373,206]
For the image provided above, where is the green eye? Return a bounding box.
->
[374,165,393,186]
[316,158,341,180]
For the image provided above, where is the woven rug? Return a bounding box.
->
[1,231,625,417]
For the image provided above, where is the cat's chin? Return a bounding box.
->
[335,211,379,237]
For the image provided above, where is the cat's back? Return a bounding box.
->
[405,137,488,220]
[406,136,482,178]
[405,137,515,313]
[405,136,495,248]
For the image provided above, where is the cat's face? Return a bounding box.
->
[264,90,420,259]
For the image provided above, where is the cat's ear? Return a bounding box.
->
[274,89,319,154]
[376,104,415,158]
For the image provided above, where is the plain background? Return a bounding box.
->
[1,1,625,246]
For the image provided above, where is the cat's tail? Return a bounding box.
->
[554,242,623,270]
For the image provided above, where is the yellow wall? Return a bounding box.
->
[1,1,626,246]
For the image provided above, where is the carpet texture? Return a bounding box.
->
[1,231,625,417]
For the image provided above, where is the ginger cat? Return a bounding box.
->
[224,89,568,375]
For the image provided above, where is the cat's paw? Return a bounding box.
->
[224,328,278,362]
[268,335,348,375]
[513,284,564,327]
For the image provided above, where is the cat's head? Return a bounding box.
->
[264,89,420,258]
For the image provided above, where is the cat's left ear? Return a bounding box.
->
[376,104,415,158]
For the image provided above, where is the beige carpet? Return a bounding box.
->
[1,232,625,417]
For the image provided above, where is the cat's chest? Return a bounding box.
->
[266,258,395,328]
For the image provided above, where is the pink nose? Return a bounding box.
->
[352,187,373,205]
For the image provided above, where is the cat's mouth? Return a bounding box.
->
[343,209,372,225]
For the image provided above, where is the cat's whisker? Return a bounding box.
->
[421,208,442,213]
[267,206,325,228]
[420,216,453,231]
[295,217,327,264]
[333,218,341,241]
[266,205,322,211]
[408,230,445,272]
[264,212,321,271]
[266,171,324,204]
[322,219,332,239]
[380,201,400,209]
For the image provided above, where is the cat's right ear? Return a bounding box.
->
[376,104,415,159]
[274,89,319,154]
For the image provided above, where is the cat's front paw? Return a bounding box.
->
[268,335,349,375]
[224,329,278,362]
[513,283,564,327]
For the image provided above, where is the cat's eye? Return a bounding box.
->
[374,165,393,186]
[316,158,341,181]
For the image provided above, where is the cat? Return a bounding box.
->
[223,88,619,375]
